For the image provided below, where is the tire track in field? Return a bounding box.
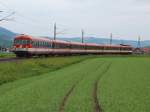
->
[59,61,105,112]
[93,63,111,112]
[59,78,83,112]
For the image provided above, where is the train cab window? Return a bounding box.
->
[14,39,31,45]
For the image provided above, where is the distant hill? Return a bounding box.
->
[0,27,150,48]
[0,27,17,47]
[0,27,16,40]
[56,37,150,48]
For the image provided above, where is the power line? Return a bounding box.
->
[0,1,45,26]
[0,1,14,12]
[0,11,15,22]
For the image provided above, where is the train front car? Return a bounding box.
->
[12,35,33,57]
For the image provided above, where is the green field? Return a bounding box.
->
[0,56,149,112]
[0,53,15,58]
[0,56,91,85]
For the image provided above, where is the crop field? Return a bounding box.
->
[0,56,90,85]
[0,53,15,58]
[0,56,149,112]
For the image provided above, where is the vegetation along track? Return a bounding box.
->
[93,63,111,112]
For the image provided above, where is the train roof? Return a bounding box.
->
[15,34,132,48]
[52,40,71,44]
[15,34,51,42]
[70,41,85,46]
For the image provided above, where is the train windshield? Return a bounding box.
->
[14,39,31,45]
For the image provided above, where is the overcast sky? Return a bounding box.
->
[0,0,150,40]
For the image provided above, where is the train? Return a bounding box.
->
[12,34,133,57]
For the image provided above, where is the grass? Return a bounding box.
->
[0,52,15,58]
[0,57,103,112]
[98,57,150,112]
[0,56,149,112]
[0,56,91,85]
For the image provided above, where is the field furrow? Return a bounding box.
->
[64,62,109,112]
[59,61,105,112]
[93,63,111,112]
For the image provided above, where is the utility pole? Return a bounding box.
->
[137,36,141,48]
[81,29,84,43]
[110,33,112,45]
[54,23,57,40]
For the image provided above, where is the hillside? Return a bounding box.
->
[57,37,150,47]
[0,27,16,47]
[0,27,150,47]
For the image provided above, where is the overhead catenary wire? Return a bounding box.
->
[0,1,15,22]
[0,1,89,38]
[0,0,49,27]
[0,11,15,21]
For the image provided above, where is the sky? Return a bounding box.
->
[0,0,150,40]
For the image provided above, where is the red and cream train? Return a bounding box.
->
[12,34,133,57]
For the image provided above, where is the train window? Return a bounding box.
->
[32,41,35,47]
[43,42,45,47]
[48,43,50,48]
[47,42,50,48]
[46,42,48,47]
[32,41,34,47]
[40,42,42,47]
[41,42,43,47]
[36,42,38,47]
[14,39,31,45]
[39,42,41,47]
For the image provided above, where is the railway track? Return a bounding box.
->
[0,57,23,62]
